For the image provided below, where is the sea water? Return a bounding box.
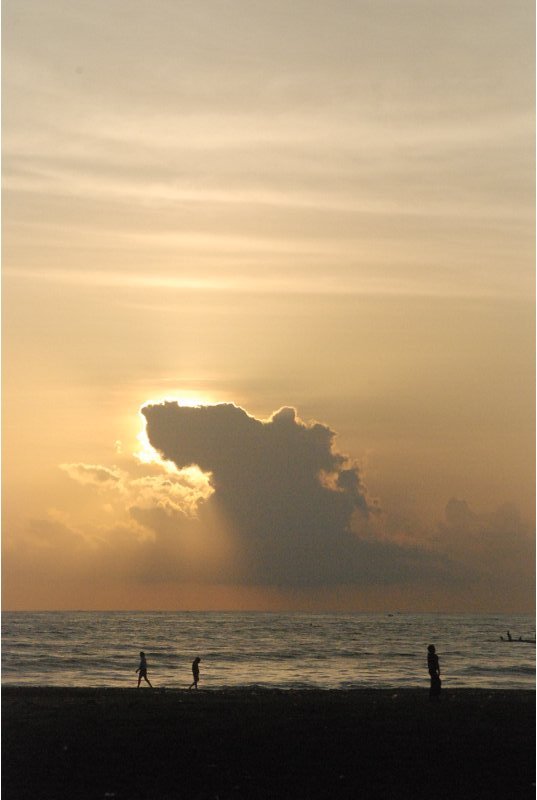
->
[1,612,535,690]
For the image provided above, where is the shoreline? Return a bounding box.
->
[3,687,535,799]
[2,684,535,694]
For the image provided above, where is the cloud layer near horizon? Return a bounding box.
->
[4,402,533,610]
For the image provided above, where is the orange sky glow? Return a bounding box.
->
[2,0,534,612]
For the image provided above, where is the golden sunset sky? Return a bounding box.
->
[3,0,535,611]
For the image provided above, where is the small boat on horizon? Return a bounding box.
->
[500,636,536,643]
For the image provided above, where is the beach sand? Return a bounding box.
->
[2,687,534,799]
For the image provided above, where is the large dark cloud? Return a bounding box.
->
[141,402,450,586]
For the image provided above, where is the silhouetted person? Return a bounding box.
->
[189,657,201,690]
[136,651,153,688]
[427,644,441,700]
[507,631,513,641]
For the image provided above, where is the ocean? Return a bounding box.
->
[2,611,535,690]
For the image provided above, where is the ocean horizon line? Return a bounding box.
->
[3,608,533,616]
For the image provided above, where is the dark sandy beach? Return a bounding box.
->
[2,687,534,799]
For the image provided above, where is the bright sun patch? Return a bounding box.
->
[134,392,216,468]
[135,397,216,494]
[135,425,169,467]
[144,391,216,409]
[135,425,213,493]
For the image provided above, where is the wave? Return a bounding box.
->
[2,612,535,690]
[463,665,535,676]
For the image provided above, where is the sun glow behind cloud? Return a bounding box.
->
[135,395,217,495]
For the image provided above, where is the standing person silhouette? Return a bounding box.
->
[136,651,153,688]
[427,644,441,700]
[189,657,201,690]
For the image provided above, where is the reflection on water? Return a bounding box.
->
[2,612,535,689]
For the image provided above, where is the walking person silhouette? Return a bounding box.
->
[189,657,201,690]
[427,644,441,700]
[136,651,153,688]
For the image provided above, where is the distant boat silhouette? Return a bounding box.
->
[500,636,536,643]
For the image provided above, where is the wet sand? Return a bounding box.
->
[2,687,534,799]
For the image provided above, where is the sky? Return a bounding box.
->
[2,0,535,611]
